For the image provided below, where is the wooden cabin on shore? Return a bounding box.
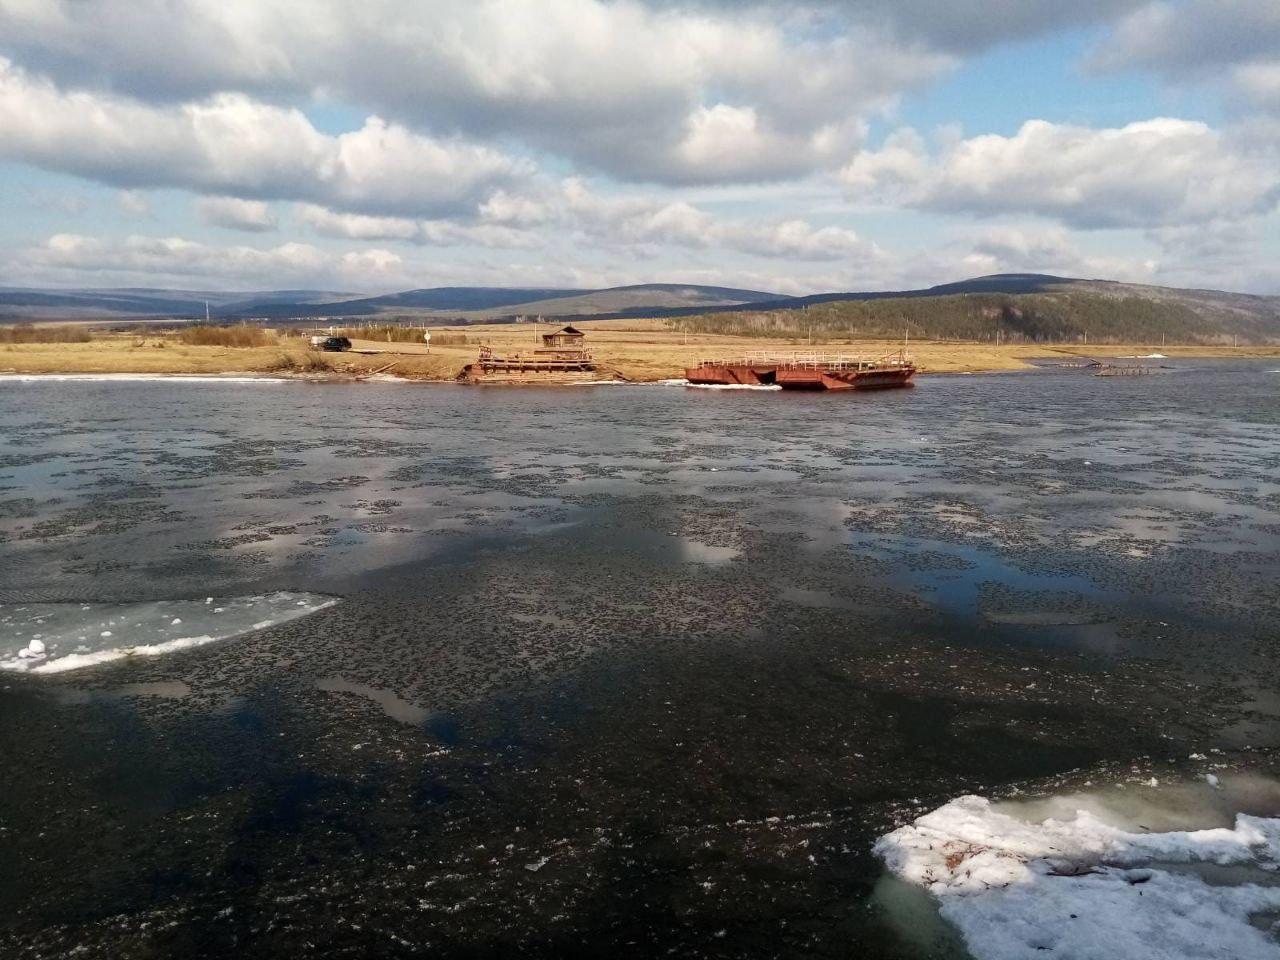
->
[540,325,587,352]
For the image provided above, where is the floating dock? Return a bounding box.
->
[686,351,916,391]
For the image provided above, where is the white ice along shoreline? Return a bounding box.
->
[0,593,337,673]
[653,378,782,391]
[875,778,1280,959]
[0,373,289,383]
[566,378,783,390]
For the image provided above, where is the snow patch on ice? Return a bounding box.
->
[876,781,1280,960]
[0,593,336,674]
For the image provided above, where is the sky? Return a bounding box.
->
[0,0,1278,296]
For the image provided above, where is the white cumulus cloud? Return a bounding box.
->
[841,118,1280,228]
[297,181,882,263]
[958,225,1158,283]
[549,178,883,261]
[0,0,955,184]
[296,204,536,248]
[1087,1,1280,114]
[1088,0,1280,76]
[196,196,277,232]
[0,57,530,217]
[23,232,406,289]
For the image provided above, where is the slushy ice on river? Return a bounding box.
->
[1,361,1278,959]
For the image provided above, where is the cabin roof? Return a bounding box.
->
[551,325,584,336]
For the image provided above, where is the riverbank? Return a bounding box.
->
[2,318,1277,381]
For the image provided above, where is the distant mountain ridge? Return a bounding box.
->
[2,274,1279,342]
[0,281,782,321]
[0,286,355,319]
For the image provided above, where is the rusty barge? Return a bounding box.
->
[460,325,615,384]
[686,351,916,391]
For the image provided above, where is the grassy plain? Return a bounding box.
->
[0,318,1277,381]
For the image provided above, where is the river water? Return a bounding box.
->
[0,361,1277,957]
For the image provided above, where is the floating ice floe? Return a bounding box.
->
[0,374,288,383]
[876,782,1280,960]
[0,592,336,674]
[357,372,414,383]
[674,381,782,391]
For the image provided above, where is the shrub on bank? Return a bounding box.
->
[336,325,467,345]
[263,352,331,373]
[177,325,273,347]
[0,323,92,343]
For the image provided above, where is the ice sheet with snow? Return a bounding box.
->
[876,787,1280,960]
[0,593,336,673]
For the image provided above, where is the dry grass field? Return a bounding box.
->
[0,319,1276,381]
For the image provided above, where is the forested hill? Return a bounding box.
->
[669,276,1280,345]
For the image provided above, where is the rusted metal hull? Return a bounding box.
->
[774,367,915,390]
[683,365,777,386]
[686,358,915,391]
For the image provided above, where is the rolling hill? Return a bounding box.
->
[0,282,780,322]
[2,274,1279,343]
[670,275,1280,345]
[0,286,356,320]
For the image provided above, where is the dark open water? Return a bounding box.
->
[1,361,1278,957]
